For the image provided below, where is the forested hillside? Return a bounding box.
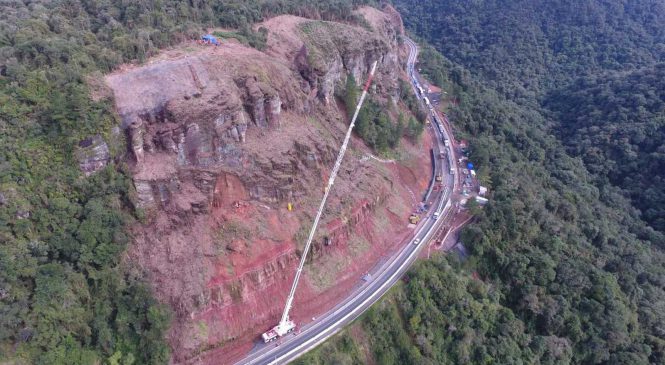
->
[300,0,665,364]
[394,0,664,101]
[0,1,375,363]
[546,65,665,232]
[393,0,665,235]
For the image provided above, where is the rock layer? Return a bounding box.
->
[105,6,419,362]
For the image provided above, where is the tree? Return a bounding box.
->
[343,74,358,117]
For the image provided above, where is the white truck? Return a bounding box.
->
[262,319,296,343]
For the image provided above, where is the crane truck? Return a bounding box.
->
[260,61,379,344]
[261,319,296,343]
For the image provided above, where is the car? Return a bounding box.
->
[433,212,440,220]
[413,238,421,245]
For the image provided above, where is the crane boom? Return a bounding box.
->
[277,61,379,329]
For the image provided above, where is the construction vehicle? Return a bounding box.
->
[262,319,296,343]
[409,214,420,224]
[260,61,379,344]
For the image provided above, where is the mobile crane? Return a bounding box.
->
[261,61,379,343]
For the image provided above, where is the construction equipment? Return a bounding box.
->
[261,319,295,343]
[261,61,379,344]
[200,34,221,46]
[409,214,420,224]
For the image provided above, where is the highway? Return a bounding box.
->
[236,36,458,365]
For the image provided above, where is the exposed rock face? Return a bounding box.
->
[294,13,402,106]
[75,135,110,175]
[105,6,414,362]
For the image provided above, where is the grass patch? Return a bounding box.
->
[227,282,243,302]
[197,321,209,339]
[349,235,370,257]
[306,250,347,292]
[214,218,252,254]
[213,30,250,44]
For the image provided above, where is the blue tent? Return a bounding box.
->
[201,34,220,46]
[467,162,474,170]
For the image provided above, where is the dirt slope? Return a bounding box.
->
[104,6,431,363]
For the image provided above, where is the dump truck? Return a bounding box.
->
[409,214,420,224]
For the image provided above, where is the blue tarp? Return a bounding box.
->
[467,162,474,170]
[201,34,220,45]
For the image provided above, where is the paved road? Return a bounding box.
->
[236,37,458,365]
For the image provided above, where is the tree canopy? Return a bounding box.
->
[0,0,377,363]
[302,1,665,363]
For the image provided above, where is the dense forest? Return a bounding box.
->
[0,1,377,363]
[546,65,665,232]
[393,0,665,234]
[299,0,665,364]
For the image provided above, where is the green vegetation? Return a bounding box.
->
[215,219,253,253]
[305,0,665,363]
[213,26,268,51]
[293,330,366,365]
[0,0,378,363]
[545,65,665,232]
[342,74,426,152]
[398,79,428,124]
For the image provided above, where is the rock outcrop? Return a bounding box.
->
[105,6,422,363]
[75,135,110,175]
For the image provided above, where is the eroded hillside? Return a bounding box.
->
[104,6,428,363]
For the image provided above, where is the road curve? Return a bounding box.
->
[235,36,458,365]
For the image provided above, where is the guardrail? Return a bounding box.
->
[423,148,436,202]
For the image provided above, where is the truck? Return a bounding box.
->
[435,174,443,182]
[409,214,420,224]
[261,319,296,343]
[439,151,446,159]
[424,97,430,106]
[443,139,450,147]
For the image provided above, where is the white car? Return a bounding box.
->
[413,238,421,245]
[433,212,440,220]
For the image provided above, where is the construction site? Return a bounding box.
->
[101,6,444,364]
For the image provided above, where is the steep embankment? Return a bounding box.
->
[104,6,430,362]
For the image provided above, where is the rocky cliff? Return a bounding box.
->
[104,6,429,363]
